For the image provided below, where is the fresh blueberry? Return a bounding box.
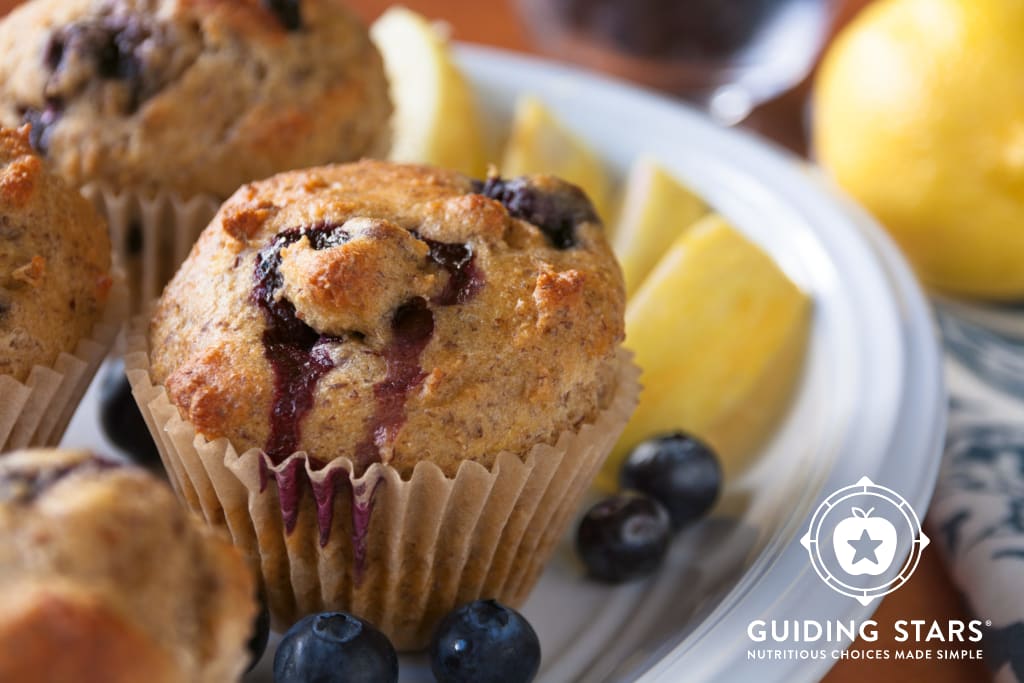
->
[98,359,161,467]
[576,491,671,583]
[273,612,397,683]
[619,432,721,529]
[246,590,271,672]
[430,599,540,683]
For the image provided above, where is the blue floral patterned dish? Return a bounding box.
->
[932,303,1024,683]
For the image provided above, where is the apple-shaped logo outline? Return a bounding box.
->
[800,477,930,605]
[831,506,899,576]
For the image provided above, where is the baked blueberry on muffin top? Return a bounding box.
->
[0,0,392,198]
[149,161,625,491]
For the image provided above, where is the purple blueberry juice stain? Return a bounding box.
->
[472,175,599,249]
[353,297,434,472]
[252,222,486,575]
[351,236,485,471]
[311,470,383,579]
[422,238,484,305]
[262,339,336,464]
[264,457,306,534]
[252,222,348,528]
[340,238,483,567]
[349,479,382,581]
[309,461,343,547]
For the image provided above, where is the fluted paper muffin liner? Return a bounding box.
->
[124,315,638,649]
[80,184,220,312]
[0,271,127,452]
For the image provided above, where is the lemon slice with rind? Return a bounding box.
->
[602,214,812,487]
[371,8,487,176]
[614,158,707,298]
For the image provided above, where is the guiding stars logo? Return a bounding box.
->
[801,477,929,605]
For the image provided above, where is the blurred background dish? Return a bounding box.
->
[516,0,837,124]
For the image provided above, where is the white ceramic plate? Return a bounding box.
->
[63,46,945,683]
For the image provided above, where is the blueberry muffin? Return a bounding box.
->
[0,449,256,683]
[132,160,636,647]
[0,125,111,382]
[0,0,391,199]
[150,160,624,476]
[0,124,117,451]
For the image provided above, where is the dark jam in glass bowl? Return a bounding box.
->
[517,0,834,122]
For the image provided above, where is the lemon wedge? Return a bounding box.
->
[613,158,707,297]
[370,8,487,176]
[500,95,614,222]
[602,215,811,487]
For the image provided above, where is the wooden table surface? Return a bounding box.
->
[0,0,987,680]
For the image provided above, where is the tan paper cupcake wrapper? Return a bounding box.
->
[125,315,638,650]
[0,270,127,452]
[80,184,220,311]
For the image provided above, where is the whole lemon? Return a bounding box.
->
[814,0,1024,299]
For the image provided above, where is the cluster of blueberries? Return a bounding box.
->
[577,432,722,583]
[101,367,721,683]
[255,598,540,683]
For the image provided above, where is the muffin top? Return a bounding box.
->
[150,160,625,477]
[0,0,391,199]
[0,125,111,382]
[0,449,255,683]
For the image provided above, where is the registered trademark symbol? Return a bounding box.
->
[986,620,993,627]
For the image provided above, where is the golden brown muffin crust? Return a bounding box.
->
[0,0,391,198]
[0,449,255,683]
[0,584,182,683]
[0,125,111,382]
[150,161,625,477]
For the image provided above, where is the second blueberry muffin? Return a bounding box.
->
[0,0,392,304]
[0,0,390,197]
[0,124,120,451]
[129,160,637,648]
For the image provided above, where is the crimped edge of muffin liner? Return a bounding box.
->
[124,314,639,650]
[80,183,221,312]
[0,269,128,452]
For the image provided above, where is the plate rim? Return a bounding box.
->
[453,43,947,683]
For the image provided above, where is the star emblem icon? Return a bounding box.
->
[801,477,930,605]
[848,529,883,564]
